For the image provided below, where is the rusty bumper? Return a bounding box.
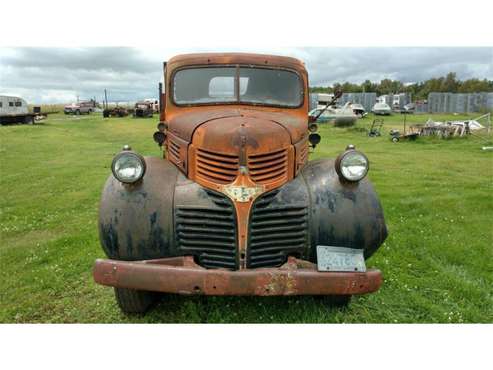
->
[93,256,382,296]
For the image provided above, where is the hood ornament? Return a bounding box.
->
[223,184,263,202]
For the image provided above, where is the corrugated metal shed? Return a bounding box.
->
[427,92,493,113]
[338,93,377,112]
[310,92,377,112]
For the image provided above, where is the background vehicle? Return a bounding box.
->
[308,102,358,126]
[64,100,95,115]
[349,102,367,117]
[372,102,392,115]
[133,101,154,118]
[0,95,35,125]
[93,53,388,314]
[102,106,129,117]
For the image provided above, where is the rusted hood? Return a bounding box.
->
[167,108,306,144]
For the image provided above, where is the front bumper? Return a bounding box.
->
[93,256,382,296]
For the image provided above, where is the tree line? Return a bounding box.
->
[310,73,493,100]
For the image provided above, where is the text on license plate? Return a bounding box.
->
[316,245,366,272]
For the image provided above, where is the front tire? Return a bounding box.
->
[114,288,157,314]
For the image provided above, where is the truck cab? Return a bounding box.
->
[133,101,154,118]
[94,53,388,314]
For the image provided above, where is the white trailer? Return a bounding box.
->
[0,95,35,125]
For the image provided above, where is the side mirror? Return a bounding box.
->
[308,115,318,123]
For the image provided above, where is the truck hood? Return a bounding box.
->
[167,108,307,144]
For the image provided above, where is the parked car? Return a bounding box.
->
[372,102,392,115]
[402,103,416,114]
[64,101,94,115]
[93,53,388,314]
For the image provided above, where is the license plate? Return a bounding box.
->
[316,246,366,272]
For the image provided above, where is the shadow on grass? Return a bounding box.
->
[129,294,353,323]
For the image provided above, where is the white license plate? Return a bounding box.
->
[316,246,366,272]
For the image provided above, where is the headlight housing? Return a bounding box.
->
[111,150,146,184]
[335,147,369,182]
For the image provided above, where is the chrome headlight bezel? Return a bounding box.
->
[335,149,369,182]
[111,151,146,184]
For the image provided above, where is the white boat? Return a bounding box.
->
[349,103,366,117]
[309,102,358,126]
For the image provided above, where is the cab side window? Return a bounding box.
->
[0,102,3,108]
[9,102,14,107]
[15,101,22,107]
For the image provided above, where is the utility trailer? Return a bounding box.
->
[0,95,36,125]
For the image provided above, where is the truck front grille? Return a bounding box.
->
[247,190,308,268]
[195,148,239,184]
[248,148,289,184]
[175,190,238,269]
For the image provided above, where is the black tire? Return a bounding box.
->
[315,295,352,308]
[114,287,158,314]
[75,110,80,115]
[392,136,399,142]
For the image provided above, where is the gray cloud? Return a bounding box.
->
[0,47,491,103]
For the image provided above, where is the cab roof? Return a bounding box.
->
[167,52,306,72]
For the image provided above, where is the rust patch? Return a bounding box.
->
[93,256,383,296]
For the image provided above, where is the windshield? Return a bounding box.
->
[173,66,303,107]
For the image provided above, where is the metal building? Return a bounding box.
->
[310,92,377,112]
[337,93,377,112]
[427,92,493,113]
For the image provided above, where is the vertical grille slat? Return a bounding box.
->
[175,190,238,270]
[247,190,308,268]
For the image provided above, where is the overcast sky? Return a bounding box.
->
[0,47,491,104]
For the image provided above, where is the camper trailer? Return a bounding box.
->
[0,95,35,125]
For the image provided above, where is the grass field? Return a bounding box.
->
[1,112,492,323]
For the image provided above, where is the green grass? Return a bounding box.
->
[1,112,492,323]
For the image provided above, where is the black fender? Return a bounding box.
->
[250,158,388,263]
[99,156,387,266]
[302,158,387,260]
[98,157,178,260]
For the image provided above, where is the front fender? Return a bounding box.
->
[301,158,387,260]
[98,157,178,260]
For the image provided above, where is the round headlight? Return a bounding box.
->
[336,150,369,182]
[111,151,146,184]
